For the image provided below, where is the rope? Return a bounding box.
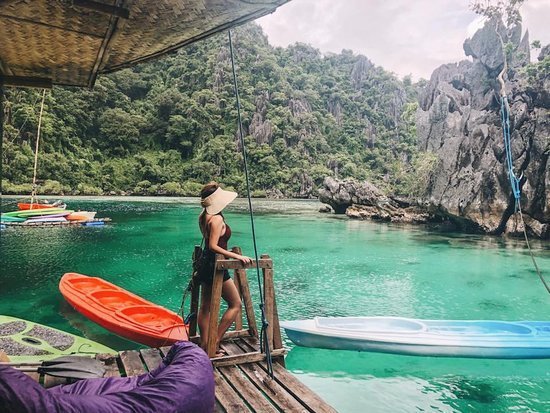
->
[0,82,4,217]
[518,204,550,294]
[228,29,274,378]
[500,97,521,207]
[499,92,549,295]
[30,89,47,207]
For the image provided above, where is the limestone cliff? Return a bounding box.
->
[416,18,549,238]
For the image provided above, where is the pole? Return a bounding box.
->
[30,89,46,207]
[228,29,274,378]
[0,81,4,217]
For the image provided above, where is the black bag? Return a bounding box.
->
[192,244,214,282]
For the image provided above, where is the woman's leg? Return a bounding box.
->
[198,284,212,351]
[216,279,242,349]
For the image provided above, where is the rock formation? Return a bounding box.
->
[318,177,438,224]
[415,18,549,238]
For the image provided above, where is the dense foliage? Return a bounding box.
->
[2,24,424,198]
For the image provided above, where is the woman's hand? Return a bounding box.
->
[236,254,253,265]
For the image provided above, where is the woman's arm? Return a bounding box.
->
[206,215,252,264]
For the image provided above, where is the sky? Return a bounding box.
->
[257,0,550,80]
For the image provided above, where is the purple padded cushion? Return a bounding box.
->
[0,341,215,413]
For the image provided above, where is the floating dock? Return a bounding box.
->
[3,250,336,411]
[1,218,111,227]
[8,336,336,412]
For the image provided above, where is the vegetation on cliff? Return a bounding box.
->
[2,24,424,198]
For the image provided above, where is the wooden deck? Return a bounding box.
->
[4,250,336,411]
[11,337,336,413]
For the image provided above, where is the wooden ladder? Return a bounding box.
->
[189,246,285,365]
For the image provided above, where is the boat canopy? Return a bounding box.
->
[0,0,289,88]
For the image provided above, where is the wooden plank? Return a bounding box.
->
[265,254,283,352]
[233,260,258,338]
[140,348,163,371]
[218,365,279,413]
[212,349,285,367]
[238,363,307,413]
[192,329,253,344]
[262,263,274,348]
[240,337,261,353]
[216,259,272,270]
[236,340,336,413]
[222,341,247,355]
[231,249,243,331]
[119,350,146,376]
[222,330,253,340]
[207,255,225,357]
[190,246,202,337]
[96,354,120,378]
[0,351,9,362]
[269,364,338,413]
[214,369,250,412]
[272,298,283,351]
[159,346,172,357]
[234,338,284,372]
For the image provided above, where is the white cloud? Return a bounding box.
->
[258,0,550,80]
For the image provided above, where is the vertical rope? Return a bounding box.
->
[0,81,4,218]
[30,89,47,207]
[228,29,274,378]
[499,86,548,294]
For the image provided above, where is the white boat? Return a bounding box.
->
[280,317,550,359]
[24,217,68,224]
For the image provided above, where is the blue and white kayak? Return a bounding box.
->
[281,317,550,359]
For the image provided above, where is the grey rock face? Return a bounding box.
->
[539,44,550,61]
[463,17,506,72]
[318,177,440,224]
[417,19,549,238]
[249,91,273,145]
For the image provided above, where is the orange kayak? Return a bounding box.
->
[59,273,188,347]
[17,203,56,210]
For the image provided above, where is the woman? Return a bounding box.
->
[197,182,252,357]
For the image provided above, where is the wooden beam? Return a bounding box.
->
[190,328,254,344]
[232,247,258,337]
[72,0,130,19]
[232,249,243,331]
[216,258,272,270]
[119,350,146,376]
[263,259,274,349]
[206,255,225,357]
[218,365,279,413]
[212,348,286,367]
[87,0,123,87]
[189,246,202,337]
[213,370,246,412]
[0,76,52,89]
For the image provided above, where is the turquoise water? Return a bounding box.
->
[1,197,549,412]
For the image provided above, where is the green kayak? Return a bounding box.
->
[0,215,26,222]
[2,208,72,218]
[0,315,116,362]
